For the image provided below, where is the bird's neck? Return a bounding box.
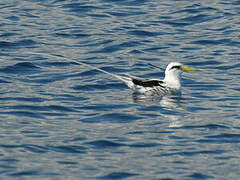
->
[164,75,181,89]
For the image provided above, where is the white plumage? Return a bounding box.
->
[78,61,194,96]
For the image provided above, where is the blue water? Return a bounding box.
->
[0,0,240,179]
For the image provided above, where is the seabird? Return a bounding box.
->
[78,61,194,96]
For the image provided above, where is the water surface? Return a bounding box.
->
[0,0,240,179]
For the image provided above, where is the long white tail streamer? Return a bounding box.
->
[74,60,128,82]
[30,53,131,84]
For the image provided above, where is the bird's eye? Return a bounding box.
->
[170,65,181,70]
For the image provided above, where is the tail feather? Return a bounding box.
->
[25,53,135,90]
[76,61,134,88]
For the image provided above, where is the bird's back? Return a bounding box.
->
[124,76,180,96]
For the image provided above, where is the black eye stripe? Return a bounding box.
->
[170,65,181,70]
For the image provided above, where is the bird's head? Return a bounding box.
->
[164,62,195,82]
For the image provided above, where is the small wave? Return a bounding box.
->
[86,140,126,148]
[0,39,38,49]
[0,111,44,119]
[61,3,101,13]
[9,104,78,114]
[186,60,222,66]
[0,62,40,74]
[98,172,139,179]
[89,41,140,54]
[0,79,11,83]
[9,170,39,177]
[24,144,49,154]
[107,10,146,17]
[54,32,90,39]
[158,149,225,157]
[48,145,87,154]
[129,142,159,148]
[128,30,162,37]
[41,61,74,67]
[81,112,142,123]
[73,83,125,91]
[179,124,229,130]
[187,172,213,179]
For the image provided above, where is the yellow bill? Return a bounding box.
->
[181,66,195,71]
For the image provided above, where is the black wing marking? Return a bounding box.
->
[132,78,164,88]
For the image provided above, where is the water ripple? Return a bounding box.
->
[1,0,240,179]
[99,172,139,179]
[81,113,142,123]
[0,39,38,49]
[61,3,102,13]
[187,173,213,179]
[9,170,40,177]
[158,149,226,157]
[86,140,126,148]
[48,145,87,154]
[0,62,40,74]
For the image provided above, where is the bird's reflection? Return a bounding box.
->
[132,93,183,107]
[132,93,186,127]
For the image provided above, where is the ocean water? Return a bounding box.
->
[0,0,240,179]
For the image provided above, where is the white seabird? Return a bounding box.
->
[78,61,194,96]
